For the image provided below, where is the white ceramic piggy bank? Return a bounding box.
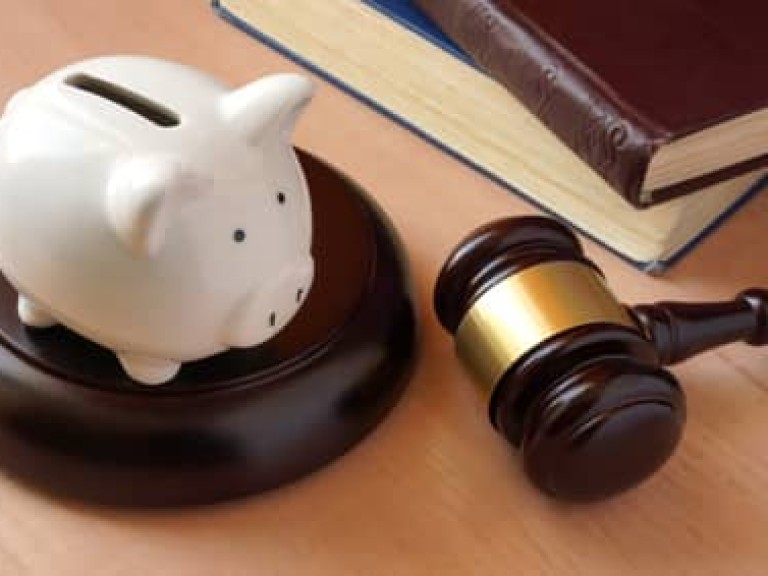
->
[0,56,315,385]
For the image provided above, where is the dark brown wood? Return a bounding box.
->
[518,357,684,502]
[0,149,416,507]
[632,289,768,364]
[493,325,684,501]
[491,324,661,445]
[433,215,765,501]
[434,216,594,333]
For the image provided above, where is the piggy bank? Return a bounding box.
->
[0,56,315,385]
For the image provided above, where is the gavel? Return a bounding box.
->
[434,216,767,502]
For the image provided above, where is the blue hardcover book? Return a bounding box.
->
[361,0,471,63]
[213,0,767,272]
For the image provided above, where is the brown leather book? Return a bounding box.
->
[415,0,768,207]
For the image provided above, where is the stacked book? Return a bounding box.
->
[214,0,768,272]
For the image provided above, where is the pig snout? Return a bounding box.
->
[263,258,314,331]
[222,257,314,349]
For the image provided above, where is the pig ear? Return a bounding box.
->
[219,73,314,144]
[106,157,194,258]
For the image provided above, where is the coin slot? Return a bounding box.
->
[65,73,180,127]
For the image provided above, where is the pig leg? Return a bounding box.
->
[117,352,180,385]
[17,295,57,328]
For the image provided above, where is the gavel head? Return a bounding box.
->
[434,216,685,502]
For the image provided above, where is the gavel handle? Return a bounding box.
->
[631,289,768,365]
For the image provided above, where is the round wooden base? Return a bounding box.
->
[0,151,416,507]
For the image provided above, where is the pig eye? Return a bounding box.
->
[276,191,286,205]
[233,229,246,243]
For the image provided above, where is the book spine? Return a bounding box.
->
[415,0,668,207]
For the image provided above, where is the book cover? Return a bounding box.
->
[212,0,767,272]
[361,0,470,63]
[415,0,768,207]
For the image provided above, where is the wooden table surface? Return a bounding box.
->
[0,2,766,575]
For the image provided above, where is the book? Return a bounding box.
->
[212,0,767,272]
[414,0,768,208]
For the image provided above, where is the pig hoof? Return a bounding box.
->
[117,353,180,385]
[18,296,57,328]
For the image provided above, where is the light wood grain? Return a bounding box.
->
[0,2,766,575]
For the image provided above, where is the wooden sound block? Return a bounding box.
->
[0,150,417,507]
